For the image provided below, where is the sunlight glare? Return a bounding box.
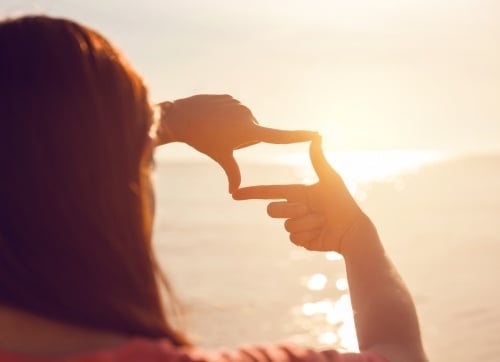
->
[338,319,359,351]
[325,251,343,261]
[327,150,443,183]
[307,273,328,291]
[326,294,352,325]
[301,300,335,317]
[335,277,349,291]
[276,149,444,198]
[301,302,317,316]
[298,293,358,351]
[319,332,338,345]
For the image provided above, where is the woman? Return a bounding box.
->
[0,16,427,361]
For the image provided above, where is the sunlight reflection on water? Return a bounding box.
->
[325,252,343,261]
[299,294,358,351]
[287,150,444,351]
[306,273,328,291]
[335,277,348,291]
[278,149,445,201]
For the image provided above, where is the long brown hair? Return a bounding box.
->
[0,16,188,345]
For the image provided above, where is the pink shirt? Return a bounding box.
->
[0,338,388,362]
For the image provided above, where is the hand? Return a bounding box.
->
[232,137,366,253]
[156,95,317,193]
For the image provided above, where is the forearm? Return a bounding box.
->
[342,216,427,361]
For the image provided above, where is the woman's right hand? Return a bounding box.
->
[233,136,367,254]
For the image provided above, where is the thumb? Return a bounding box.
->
[214,152,241,193]
[310,136,334,179]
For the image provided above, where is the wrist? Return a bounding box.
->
[340,215,382,259]
[156,101,176,145]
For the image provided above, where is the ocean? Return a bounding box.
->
[152,150,500,362]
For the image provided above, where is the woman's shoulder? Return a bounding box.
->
[0,338,388,362]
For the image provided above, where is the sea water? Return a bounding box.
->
[152,150,500,362]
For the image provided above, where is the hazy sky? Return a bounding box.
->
[2,0,499,153]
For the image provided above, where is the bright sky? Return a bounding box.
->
[2,0,500,153]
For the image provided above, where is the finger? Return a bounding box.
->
[254,126,318,144]
[310,136,336,179]
[232,184,304,200]
[289,230,321,247]
[267,201,308,219]
[214,152,241,193]
[284,214,325,233]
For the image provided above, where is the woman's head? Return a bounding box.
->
[0,16,187,345]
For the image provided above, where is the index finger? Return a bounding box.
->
[232,184,305,201]
[254,126,319,144]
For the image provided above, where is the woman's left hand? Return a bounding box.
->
[156,94,317,193]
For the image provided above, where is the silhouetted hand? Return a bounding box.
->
[157,94,317,192]
[233,137,367,253]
